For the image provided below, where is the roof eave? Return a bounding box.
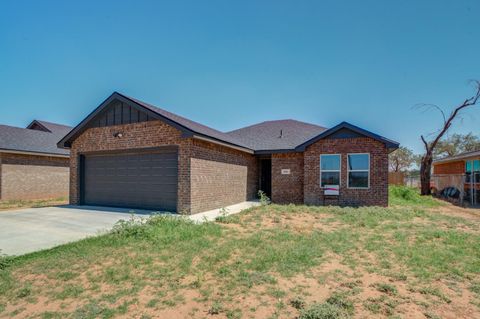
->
[254,149,298,155]
[0,148,69,158]
[433,152,480,164]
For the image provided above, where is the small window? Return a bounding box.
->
[347,153,370,188]
[320,154,341,187]
[466,160,480,183]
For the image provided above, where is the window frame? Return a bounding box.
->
[347,153,370,189]
[319,154,342,188]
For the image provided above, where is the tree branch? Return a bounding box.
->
[418,80,480,195]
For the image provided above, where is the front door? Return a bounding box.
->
[260,159,272,198]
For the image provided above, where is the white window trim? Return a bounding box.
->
[347,153,370,189]
[319,154,341,188]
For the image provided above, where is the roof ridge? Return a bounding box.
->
[36,120,71,127]
[0,123,53,134]
[226,118,326,134]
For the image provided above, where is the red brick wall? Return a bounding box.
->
[70,120,192,211]
[69,119,258,214]
[271,153,304,204]
[189,139,258,213]
[304,137,389,207]
[0,153,69,200]
[433,161,465,175]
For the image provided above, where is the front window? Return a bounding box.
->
[320,154,341,187]
[348,153,370,188]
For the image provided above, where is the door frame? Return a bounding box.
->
[259,158,272,198]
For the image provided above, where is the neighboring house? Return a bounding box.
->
[432,150,480,206]
[0,120,72,201]
[58,92,399,214]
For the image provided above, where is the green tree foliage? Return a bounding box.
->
[434,133,480,159]
[389,146,417,172]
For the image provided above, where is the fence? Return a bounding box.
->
[388,172,420,188]
[431,174,465,205]
[388,172,405,185]
[404,176,420,188]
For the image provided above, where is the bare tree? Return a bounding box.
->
[419,81,480,195]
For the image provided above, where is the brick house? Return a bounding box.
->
[58,92,399,214]
[0,120,71,200]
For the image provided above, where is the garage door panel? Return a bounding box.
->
[82,150,178,211]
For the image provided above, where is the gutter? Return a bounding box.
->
[254,149,298,155]
[0,149,70,159]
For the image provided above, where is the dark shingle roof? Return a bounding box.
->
[226,120,327,151]
[433,149,480,164]
[59,92,399,154]
[122,94,250,149]
[0,121,71,156]
[34,120,72,133]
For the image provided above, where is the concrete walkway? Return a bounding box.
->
[188,200,260,222]
[0,201,259,256]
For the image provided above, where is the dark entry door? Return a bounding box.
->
[260,159,272,197]
[82,149,178,211]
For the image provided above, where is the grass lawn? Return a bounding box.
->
[0,197,68,211]
[1,187,480,318]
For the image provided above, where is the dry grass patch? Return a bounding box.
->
[0,197,68,211]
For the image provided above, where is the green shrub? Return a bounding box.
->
[390,186,418,201]
[389,186,440,207]
[0,255,13,270]
[258,190,271,205]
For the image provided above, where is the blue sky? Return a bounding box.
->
[0,0,478,153]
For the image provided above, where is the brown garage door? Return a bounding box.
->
[81,148,178,211]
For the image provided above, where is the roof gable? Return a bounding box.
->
[57,92,252,151]
[27,120,51,132]
[295,122,399,152]
[90,99,154,128]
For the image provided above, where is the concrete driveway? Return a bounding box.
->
[0,201,260,256]
[0,206,154,256]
